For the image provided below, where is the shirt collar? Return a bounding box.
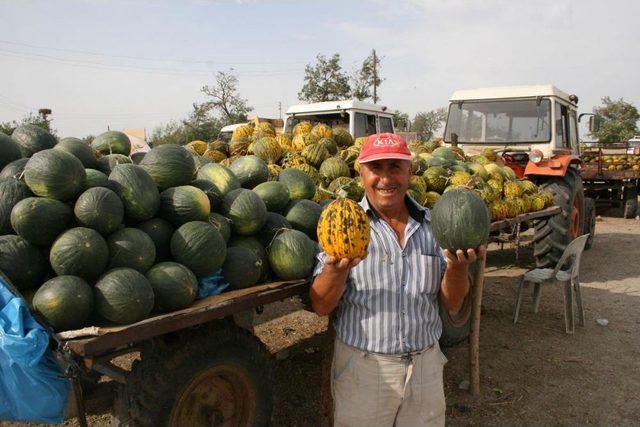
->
[359,194,431,223]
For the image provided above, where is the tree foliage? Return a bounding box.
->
[201,71,253,125]
[411,108,448,140]
[392,110,410,131]
[592,96,639,143]
[0,112,55,136]
[298,54,351,102]
[351,50,384,103]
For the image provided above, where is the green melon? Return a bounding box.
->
[0,158,28,180]
[278,168,316,201]
[140,144,196,190]
[319,157,350,183]
[0,132,22,170]
[268,229,317,280]
[302,143,331,168]
[160,185,211,226]
[222,246,262,290]
[33,276,94,331]
[228,235,269,281]
[0,179,33,235]
[11,124,57,157]
[146,262,198,312]
[0,235,47,290]
[107,228,156,273]
[108,164,160,222]
[74,187,124,235]
[54,137,97,168]
[84,168,110,189]
[318,137,338,155]
[91,131,131,155]
[332,128,354,147]
[230,155,269,189]
[195,163,240,196]
[191,179,223,213]
[222,188,267,235]
[24,149,86,201]
[432,147,457,161]
[50,227,109,281]
[284,199,323,240]
[96,154,132,175]
[11,197,74,246]
[170,221,226,277]
[94,268,154,325]
[137,218,174,262]
[208,212,232,243]
[431,188,489,252]
[130,151,146,164]
[257,212,291,248]
[251,137,282,164]
[252,181,290,213]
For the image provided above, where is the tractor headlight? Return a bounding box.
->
[529,149,544,164]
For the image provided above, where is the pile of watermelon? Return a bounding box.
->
[0,124,319,331]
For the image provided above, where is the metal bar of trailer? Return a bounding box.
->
[488,206,561,232]
[63,279,309,357]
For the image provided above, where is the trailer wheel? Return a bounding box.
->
[623,187,638,219]
[533,168,584,268]
[112,323,273,427]
[583,198,596,250]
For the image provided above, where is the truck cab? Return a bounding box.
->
[283,100,395,138]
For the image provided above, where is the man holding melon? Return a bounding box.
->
[311,133,487,426]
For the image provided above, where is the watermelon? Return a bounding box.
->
[278,169,316,201]
[432,147,457,161]
[33,276,94,331]
[257,212,291,248]
[208,212,232,243]
[84,168,110,189]
[54,137,97,168]
[228,235,269,282]
[319,157,350,183]
[91,131,131,155]
[431,188,490,252]
[222,188,267,235]
[24,149,86,201]
[252,181,290,213]
[107,228,156,273]
[108,164,160,222]
[195,163,240,196]
[96,154,132,175]
[268,229,317,280]
[11,197,74,246]
[230,155,269,189]
[159,185,210,226]
[74,187,124,236]
[50,227,109,281]
[0,132,22,170]
[284,199,323,240]
[137,218,174,262]
[11,124,57,157]
[191,179,223,212]
[94,268,154,325]
[146,262,198,312]
[140,144,195,190]
[0,158,28,180]
[170,221,226,277]
[0,235,47,290]
[130,151,146,164]
[0,179,32,235]
[222,246,262,290]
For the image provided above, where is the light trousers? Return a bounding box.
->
[332,339,447,427]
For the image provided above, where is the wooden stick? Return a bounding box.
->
[469,254,487,396]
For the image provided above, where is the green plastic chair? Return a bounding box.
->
[513,234,589,333]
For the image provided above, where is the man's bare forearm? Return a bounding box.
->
[309,268,350,316]
[439,266,470,313]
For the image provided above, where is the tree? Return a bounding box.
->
[411,108,448,140]
[0,112,54,135]
[351,49,384,103]
[592,97,639,143]
[201,70,253,125]
[392,110,410,131]
[298,54,351,102]
[150,103,223,147]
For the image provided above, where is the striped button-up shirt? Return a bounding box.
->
[313,196,447,354]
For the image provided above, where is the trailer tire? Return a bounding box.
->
[623,188,638,219]
[112,322,273,427]
[533,168,584,268]
[583,197,596,250]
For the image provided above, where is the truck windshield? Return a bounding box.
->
[284,113,348,133]
[444,99,551,144]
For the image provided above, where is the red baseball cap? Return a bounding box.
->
[357,133,412,163]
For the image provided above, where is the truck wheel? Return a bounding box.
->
[623,188,638,218]
[113,323,273,427]
[583,198,596,250]
[533,168,584,268]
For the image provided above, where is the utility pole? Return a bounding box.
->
[372,49,377,104]
[278,101,282,119]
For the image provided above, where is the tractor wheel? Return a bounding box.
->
[112,322,273,427]
[583,197,596,250]
[623,187,638,219]
[533,168,584,268]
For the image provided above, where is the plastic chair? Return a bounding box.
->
[513,234,589,333]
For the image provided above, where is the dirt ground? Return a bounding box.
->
[3,215,639,426]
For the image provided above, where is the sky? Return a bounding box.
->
[1,0,639,138]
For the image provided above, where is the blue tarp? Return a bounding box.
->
[0,277,70,424]
[197,270,229,299]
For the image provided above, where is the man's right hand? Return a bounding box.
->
[310,253,366,316]
[324,255,366,273]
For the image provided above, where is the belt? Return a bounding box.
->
[362,343,436,363]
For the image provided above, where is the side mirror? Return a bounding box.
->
[588,116,602,133]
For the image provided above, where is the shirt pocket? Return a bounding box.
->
[412,254,442,295]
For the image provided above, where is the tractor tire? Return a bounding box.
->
[112,322,273,427]
[533,168,584,268]
[623,187,638,219]
[583,197,596,250]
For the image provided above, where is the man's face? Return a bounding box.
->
[359,159,411,212]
